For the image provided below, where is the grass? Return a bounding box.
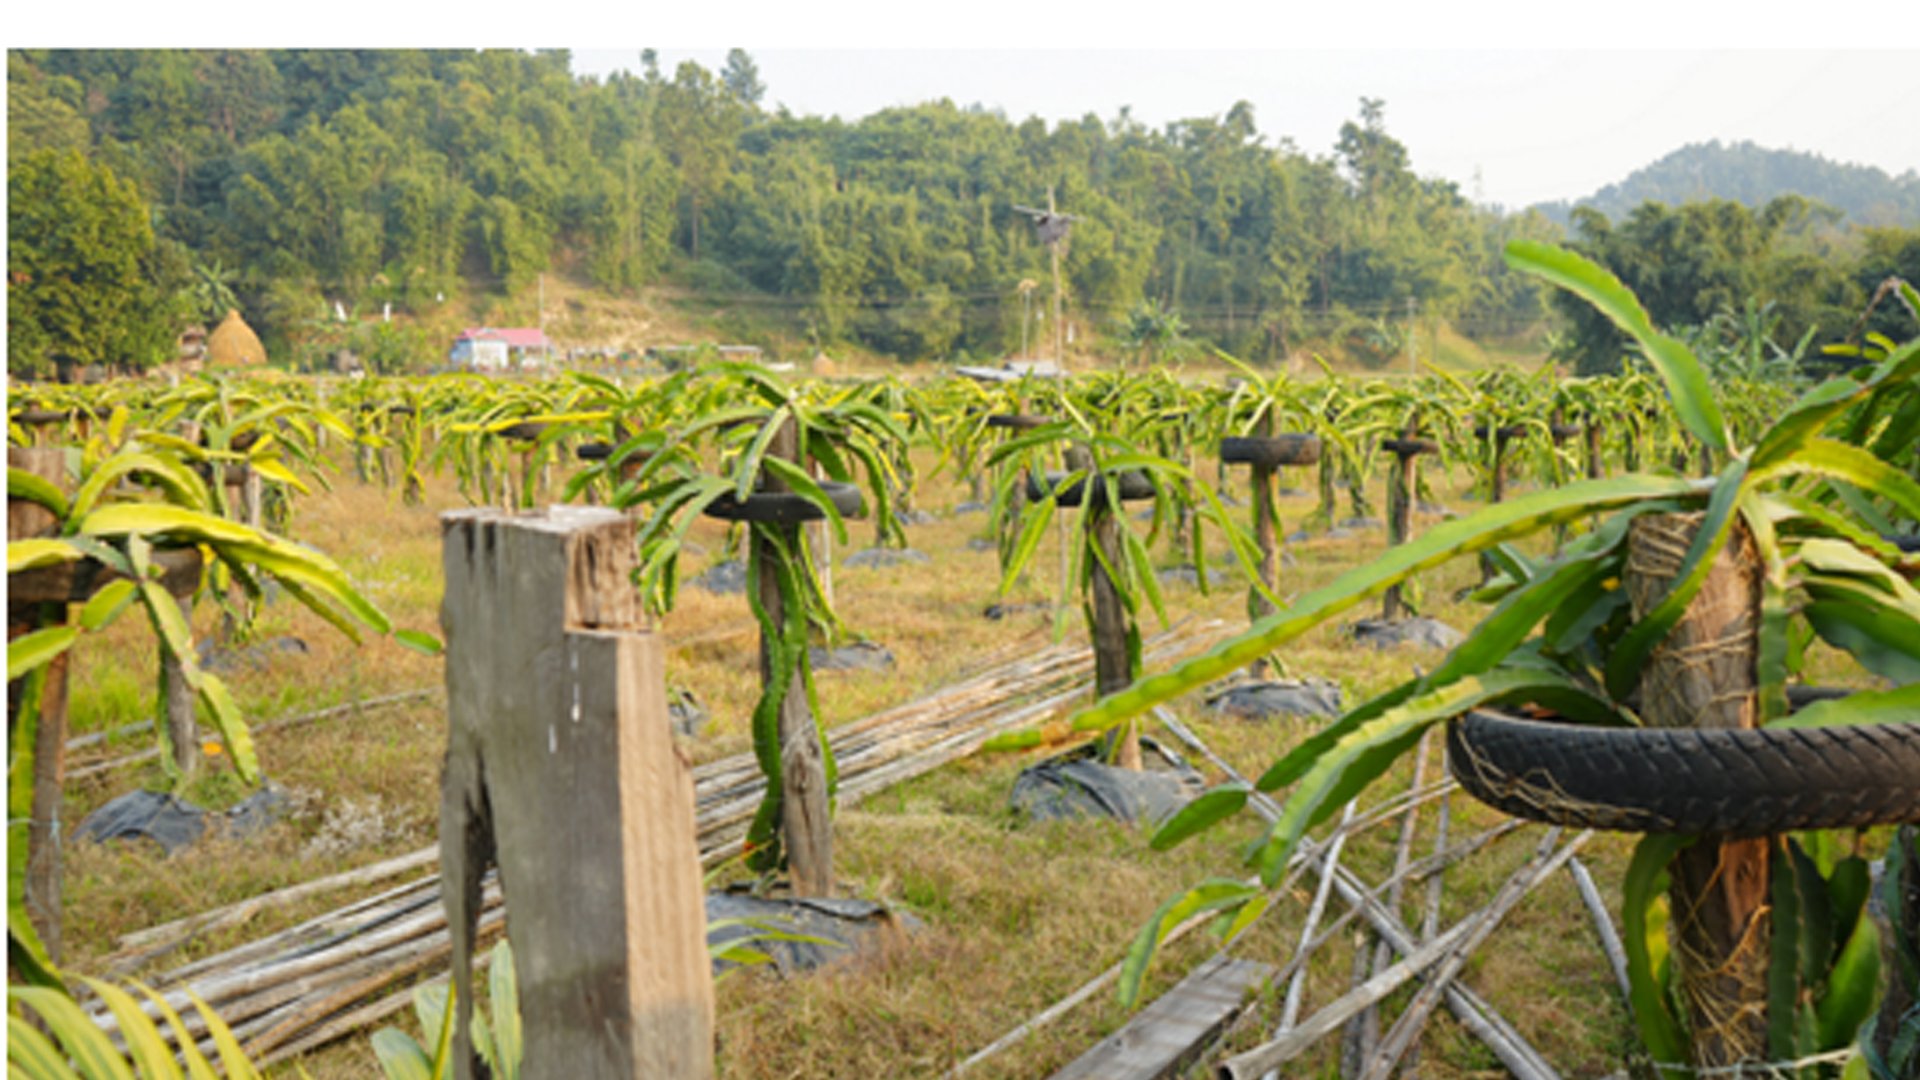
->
[50,438,1881,1079]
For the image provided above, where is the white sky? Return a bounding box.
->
[12,0,1920,213]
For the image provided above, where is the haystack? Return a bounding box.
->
[205,310,267,368]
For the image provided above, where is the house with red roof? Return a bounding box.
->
[449,327,551,372]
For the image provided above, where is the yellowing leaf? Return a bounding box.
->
[8,538,83,575]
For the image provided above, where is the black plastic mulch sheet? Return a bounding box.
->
[1009,738,1204,828]
[76,785,291,855]
[1207,678,1344,720]
[705,890,920,974]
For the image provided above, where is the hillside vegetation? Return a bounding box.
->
[1536,139,1920,229]
[8,51,1919,378]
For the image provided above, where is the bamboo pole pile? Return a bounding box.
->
[83,620,1232,1065]
[952,707,1605,1080]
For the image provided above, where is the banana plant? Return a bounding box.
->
[1001,246,1920,1073]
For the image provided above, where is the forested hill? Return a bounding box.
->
[1535,140,1920,229]
[9,50,1916,378]
[7,49,1558,371]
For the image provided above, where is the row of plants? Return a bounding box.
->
[1034,245,1920,1077]
[12,248,1909,1075]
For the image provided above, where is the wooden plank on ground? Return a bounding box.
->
[1048,954,1273,1080]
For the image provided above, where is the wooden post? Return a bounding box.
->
[8,447,69,961]
[1383,454,1411,622]
[439,505,715,1080]
[217,464,259,645]
[1249,413,1279,623]
[1315,443,1337,530]
[756,416,833,898]
[161,651,198,780]
[1248,414,1279,677]
[1489,434,1507,506]
[1382,422,1418,622]
[1479,429,1509,583]
[1584,421,1604,481]
[1069,447,1140,770]
[1627,510,1768,1069]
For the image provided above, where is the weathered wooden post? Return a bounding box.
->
[8,447,71,961]
[160,649,197,779]
[1475,423,1522,582]
[1219,419,1321,674]
[1049,446,1143,770]
[439,505,715,1080]
[1626,510,1768,1069]
[1248,422,1280,629]
[1379,435,1436,623]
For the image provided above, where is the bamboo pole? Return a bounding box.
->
[1569,856,1633,1010]
[1224,912,1484,1080]
[1225,829,1584,1080]
[953,808,1521,1080]
[1356,829,1590,1080]
[1144,708,1544,1080]
[1352,728,1435,1065]
[1280,802,1357,1029]
[70,689,437,783]
[87,622,1234,1058]
[1423,791,1451,942]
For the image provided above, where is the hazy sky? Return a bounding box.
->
[571,48,1920,212]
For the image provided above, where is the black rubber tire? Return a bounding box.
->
[1549,424,1582,443]
[1220,434,1322,469]
[575,441,653,463]
[1446,708,1920,835]
[191,461,255,486]
[495,421,547,442]
[1471,424,1529,442]
[987,413,1054,431]
[13,408,75,426]
[1382,437,1439,458]
[1026,470,1156,507]
[1890,534,1920,554]
[703,481,865,524]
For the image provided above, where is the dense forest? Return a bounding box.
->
[8,49,1919,376]
[1536,140,1920,230]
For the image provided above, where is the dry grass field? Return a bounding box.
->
[53,442,1877,1079]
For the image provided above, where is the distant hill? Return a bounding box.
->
[1534,140,1920,228]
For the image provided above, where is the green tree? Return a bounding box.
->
[722,48,765,109]
[6,54,89,165]
[8,148,181,377]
